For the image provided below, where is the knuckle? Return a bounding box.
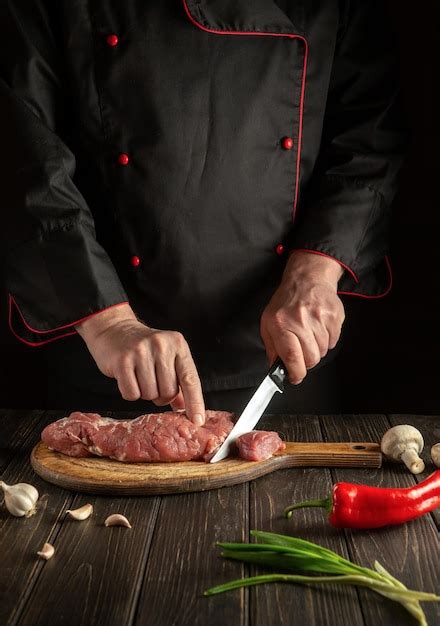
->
[117,354,133,371]
[283,346,301,363]
[133,340,147,356]
[161,385,179,400]
[180,371,198,388]
[306,356,320,369]
[294,304,308,323]
[329,334,340,349]
[289,370,306,385]
[150,333,167,353]
[326,308,339,321]
[172,331,187,350]
[327,304,344,324]
[271,311,288,331]
[121,389,140,401]
[140,390,157,401]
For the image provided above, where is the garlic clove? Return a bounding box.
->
[0,481,39,517]
[66,503,93,521]
[37,542,55,560]
[104,513,132,528]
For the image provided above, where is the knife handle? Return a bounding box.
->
[268,358,287,391]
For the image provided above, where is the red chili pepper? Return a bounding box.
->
[284,470,440,529]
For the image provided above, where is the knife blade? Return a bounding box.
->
[209,358,287,463]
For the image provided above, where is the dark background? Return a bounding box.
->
[1,2,439,412]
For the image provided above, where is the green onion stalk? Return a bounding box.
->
[204,531,440,626]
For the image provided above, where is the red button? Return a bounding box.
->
[281,137,294,150]
[130,255,141,267]
[276,243,285,256]
[118,153,130,166]
[106,34,119,47]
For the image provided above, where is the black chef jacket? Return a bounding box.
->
[0,0,406,392]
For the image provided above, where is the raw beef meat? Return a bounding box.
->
[41,411,285,463]
[235,431,286,461]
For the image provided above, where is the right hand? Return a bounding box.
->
[75,303,205,425]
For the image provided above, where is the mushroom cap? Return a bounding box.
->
[431,443,440,466]
[380,424,424,458]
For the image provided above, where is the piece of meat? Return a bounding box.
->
[41,411,285,463]
[235,431,286,461]
[41,410,234,462]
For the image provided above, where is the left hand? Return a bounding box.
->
[260,251,346,385]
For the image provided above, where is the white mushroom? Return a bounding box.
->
[104,514,132,528]
[66,503,93,521]
[37,542,55,560]
[431,443,440,467]
[381,425,425,474]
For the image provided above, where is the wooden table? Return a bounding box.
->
[1,410,439,626]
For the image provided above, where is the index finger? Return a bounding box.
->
[175,353,205,426]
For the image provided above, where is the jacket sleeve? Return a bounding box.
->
[0,0,128,346]
[289,0,407,297]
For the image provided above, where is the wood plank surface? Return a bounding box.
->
[321,414,440,626]
[0,410,76,626]
[0,409,44,472]
[389,414,440,528]
[16,494,161,626]
[134,485,249,626]
[30,440,381,496]
[249,415,365,626]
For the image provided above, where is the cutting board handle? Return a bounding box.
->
[275,442,382,468]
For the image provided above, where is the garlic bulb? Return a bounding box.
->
[0,481,39,517]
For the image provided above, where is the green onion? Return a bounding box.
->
[204,532,440,626]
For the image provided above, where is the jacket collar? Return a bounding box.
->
[183,0,303,36]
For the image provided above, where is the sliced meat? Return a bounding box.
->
[41,410,285,463]
[236,431,285,461]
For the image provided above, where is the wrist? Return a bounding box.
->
[283,250,344,288]
[75,302,137,342]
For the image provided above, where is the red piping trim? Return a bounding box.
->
[337,256,393,300]
[181,0,308,222]
[8,324,77,348]
[290,248,359,284]
[8,294,129,347]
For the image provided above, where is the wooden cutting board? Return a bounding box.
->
[31,441,382,495]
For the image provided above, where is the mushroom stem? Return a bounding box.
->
[401,449,425,474]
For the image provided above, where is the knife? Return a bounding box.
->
[209,358,287,463]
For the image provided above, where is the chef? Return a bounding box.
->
[1,1,405,422]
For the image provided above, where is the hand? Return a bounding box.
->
[75,304,205,425]
[260,251,345,384]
